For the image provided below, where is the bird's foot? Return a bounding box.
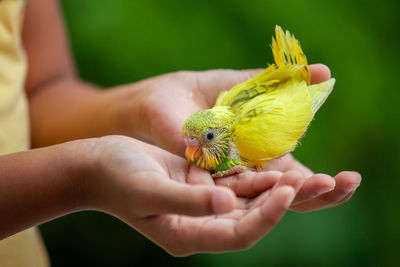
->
[212,165,249,178]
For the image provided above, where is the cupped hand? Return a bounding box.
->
[137,64,361,211]
[78,135,305,256]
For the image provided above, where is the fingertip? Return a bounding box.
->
[212,188,236,214]
[278,170,306,191]
[260,185,296,218]
[261,186,295,215]
[336,171,362,187]
[336,171,361,193]
[351,171,362,181]
[309,64,331,84]
[314,174,336,194]
[276,186,296,208]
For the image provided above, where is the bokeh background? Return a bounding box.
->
[39,0,400,266]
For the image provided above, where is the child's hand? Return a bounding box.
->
[27,62,361,219]
[77,135,305,255]
[135,64,361,211]
[214,154,361,212]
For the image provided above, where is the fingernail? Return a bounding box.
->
[212,191,234,214]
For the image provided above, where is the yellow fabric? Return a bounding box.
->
[0,0,50,266]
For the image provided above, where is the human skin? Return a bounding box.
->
[23,0,360,213]
[0,0,361,254]
[0,135,307,255]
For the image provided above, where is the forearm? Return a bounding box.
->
[28,77,149,148]
[23,0,153,147]
[0,141,84,239]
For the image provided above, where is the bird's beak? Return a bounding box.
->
[184,136,203,162]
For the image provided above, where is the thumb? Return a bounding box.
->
[149,180,236,216]
[309,64,331,84]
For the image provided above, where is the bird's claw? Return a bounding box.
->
[212,165,249,178]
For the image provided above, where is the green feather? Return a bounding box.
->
[182,106,235,171]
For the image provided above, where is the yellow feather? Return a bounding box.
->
[216,25,333,167]
[272,25,311,84]
[308,78,336,114]
[231,81,313,166]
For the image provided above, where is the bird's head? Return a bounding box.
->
[182,106,234,171]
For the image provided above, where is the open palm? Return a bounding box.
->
[87,136,305,255]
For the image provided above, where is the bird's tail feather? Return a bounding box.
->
[272,25,311,84]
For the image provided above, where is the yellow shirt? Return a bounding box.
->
[0,0,50,266]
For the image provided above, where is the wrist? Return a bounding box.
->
[105,82,152,141]
[68,136,130,213]
[60,138,101,211]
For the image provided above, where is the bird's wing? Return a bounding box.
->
[308,78,335,114]
[231,81,313,165]
[216,25,309,114]
[215,64,304,114]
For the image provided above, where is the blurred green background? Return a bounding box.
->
[39,0,400,266]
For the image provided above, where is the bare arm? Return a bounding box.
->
[0,141,82,239]
[1,135,303,255]
[22,0,360,216]
[23,0,146,147]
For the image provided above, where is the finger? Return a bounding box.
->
[263,154,314,176]
[291,173,335,205]
[232,186,295,249]
[184,186,295,253]
[214,171,282,197]
[309,64,331,84]
[215,209,245,220]
[186,164,215,186]
[272,170,307,191]
[150,180,236,216]
[290,171,361,212]
[144,186,295,255]
[335,190,355,206]
[235,197,252,210]
[248,170,307,209]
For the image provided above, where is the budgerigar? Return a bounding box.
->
[182,25,335,177]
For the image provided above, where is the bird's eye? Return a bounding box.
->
[206,132,214,140]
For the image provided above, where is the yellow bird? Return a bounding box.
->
[182,25,335,177]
